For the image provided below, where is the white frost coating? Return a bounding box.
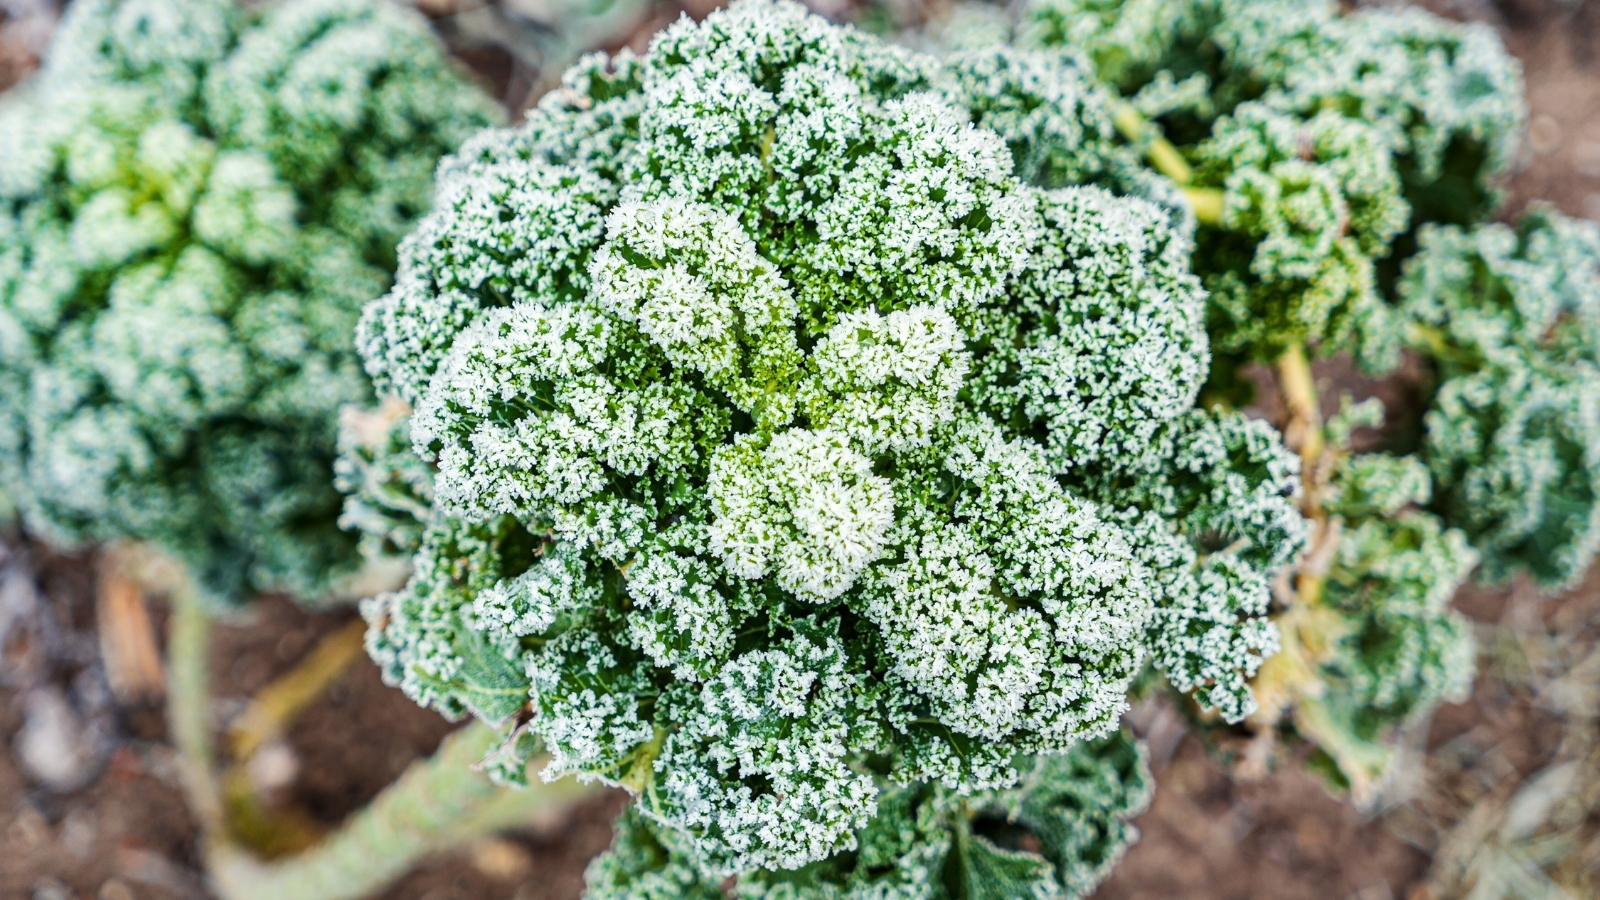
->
[590,198,800,426]
[473,543,597,639]
[649,633,879,873]
[709,429,894,602]
[801,304,968,454]
[412,302,706,521]
[969,186,1207,472]
[626,547,736,680]
[358,156,615,403]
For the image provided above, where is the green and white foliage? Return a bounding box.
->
[936,43,1189,219]
[1096,410,1304,723]
[355,0,1303,878]
[1020,0,1525,368]
[1191,104,1410,371]
[1022,0,1524,195]
[1019,0,1188,91]
[1400,208,1600,588]
[1307,447,1477,793]
[333,398,435,564]
[584,731,1152,900]
[582,807,725,900]
[960,182,1304,722]
[0,0,496,603]
[1238,6,1524,225]
[965,186,1207,472]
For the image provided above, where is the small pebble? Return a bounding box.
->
[246,740,300,795]
[32,878,76,900]
[7,803,50,848]
[61,809,96,859]
[15,687,100,792]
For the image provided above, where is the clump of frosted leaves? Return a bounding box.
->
[1019,0,1525,365]
[965,185,1207,471]
[957,183,1304,722]
[1020,0,1194,90]
[798,305,968,455]
[937,43,1188,216]
[866,417,1148,763]
[1247,4,1524,220]
[1192,104,1410,369]
[0,0,495,603]
[1022,0,1524,195]
[649,626,886,872]
[584,731,1152,900]
[710,429,895,601]
[333,397,434,562]
[1298,450,1476,793]
[1399,208,1600,588]
[355,0,1303,878]
[1070,410,1306,722]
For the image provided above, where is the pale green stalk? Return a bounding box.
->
[167,568,226,837]
[208,721,598,900]
[160,552,597,900]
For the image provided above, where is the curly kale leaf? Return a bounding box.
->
[1020,0,1524,367]
[584,731,1152,900]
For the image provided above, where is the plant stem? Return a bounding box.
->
[1110,101,1225,226]
[207,721,598,900]
[1278,343,1332,606]
[167,564,226,838]
[1249,343,1339,738]
[1111,102,1193,185]
[1276,344,1325,485]
[1182,187,1226,226]
[158,547,601,898]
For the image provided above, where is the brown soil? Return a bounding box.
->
[0,537,630,900]
[0,0,51,93]
[2,1,1599,899]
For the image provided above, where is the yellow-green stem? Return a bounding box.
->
[1277,344,1324,480]
[229,618,368,760]
[1110,102,1225,226]
[1112,101,1195,185]
[1276,343,1332,611]
[1183,187,1226,226]
[162,552,599,900]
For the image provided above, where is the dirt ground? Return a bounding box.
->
[2,1,1599,899]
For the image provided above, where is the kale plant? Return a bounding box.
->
[1399,208,1600,588]
[1020,1,1600,588]
[0,0,497,603]
[350,1,1303,893]
[1252,402,1477,799]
